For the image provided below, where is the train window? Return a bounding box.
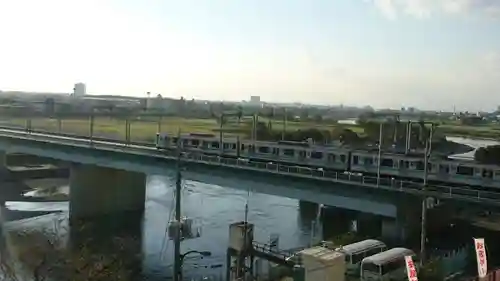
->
[482,169,493,179]
[439,164,450,173]
[273,148,279,155]
[381,158,393,167]
[311,151,323,159]
[241,144,245,151]
[192,139,199,146]
[172,138,178,144]
[299,151,306,158]
[340,154,346,163]
[283,149,295,156]
[328,154,336,162]
[365,157,373,165]
[353,156,359,165]
[223,143,230,149]
[457,165,474,176]
[211,142,219,149]
[258,146,270,154]
[416,161,424,170]
[183,139,189,146]
[232,143,237,149]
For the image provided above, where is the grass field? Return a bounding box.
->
[2,117,363,143]
[2,116,497,142]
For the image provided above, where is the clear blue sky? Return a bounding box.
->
[0,0,499,111]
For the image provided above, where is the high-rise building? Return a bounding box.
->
[73,83,86,97]
[250,96,260,104]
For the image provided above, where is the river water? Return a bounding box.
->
[2,136,500,280]
[446,136,500,160]
[2,175,320,280]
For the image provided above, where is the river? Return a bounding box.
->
[2,136,500,280]
[446,136,500,160]
[2,175,321,280]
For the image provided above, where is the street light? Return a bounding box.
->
[178,250,212,280]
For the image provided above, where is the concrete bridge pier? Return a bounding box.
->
[69,164,147,223]
[0,151,8,178]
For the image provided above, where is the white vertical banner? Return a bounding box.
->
[404,256,419,281]
[474,238,488,278]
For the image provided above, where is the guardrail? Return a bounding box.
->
[0,127,499,205]
[181,153,500,204]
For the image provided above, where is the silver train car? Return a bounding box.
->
[349,150,500,189]
[156,133,351,170]
[156,133,500,189]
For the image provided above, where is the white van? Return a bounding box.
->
[336,239,387,275]
[360,247,416,281]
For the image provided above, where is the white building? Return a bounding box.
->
[73,83,86,97]
[250,96,261,104]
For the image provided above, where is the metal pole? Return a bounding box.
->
[57,118,62,133]
[282,108,287,141]
[89,114,94,144]
[251,114,256,142]
[157,114,162,133]
[125,119,130,144]
[128,119,131,143]
[220,114,223,155]
[173,129,182,281]
[377,122,383,187]
[254,114,259,141]
[406,121,412,154]
[420,123,433,266]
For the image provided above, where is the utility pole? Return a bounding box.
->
[173,130,182,281]
[57,117,62,133]
[219,114,224,155]
[377,122,383,187]
[254,114,259,142]
[420,123,434,266]
[89,112,95,145]
[157,114,162,133]
[282,108,287,141]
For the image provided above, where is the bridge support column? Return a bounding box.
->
[69,164,146,221]
[0,151,9,178]
[0,151,6,166]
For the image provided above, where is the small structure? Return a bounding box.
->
[73,83,86,98]
[298,246,346,281]
[227,221,255,280]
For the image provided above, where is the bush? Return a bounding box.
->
[475,145,500,165]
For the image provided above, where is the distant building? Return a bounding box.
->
[250,96,261,104]
[73,83,86,97]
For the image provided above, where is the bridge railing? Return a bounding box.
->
[1,127,500,204]
[182,153,500,203]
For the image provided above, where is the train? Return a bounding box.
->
[155,132,500,189]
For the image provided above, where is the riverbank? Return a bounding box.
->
[0,177,69,223]
[434,139,474,156]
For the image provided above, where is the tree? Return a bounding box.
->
[0,218,140,281]
[475,145,500,165]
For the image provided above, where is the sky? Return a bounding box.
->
[0,0,499,111]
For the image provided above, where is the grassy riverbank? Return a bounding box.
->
[1,116,496,145]
[1,117,360,142]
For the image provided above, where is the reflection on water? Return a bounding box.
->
[5,201,68,212]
